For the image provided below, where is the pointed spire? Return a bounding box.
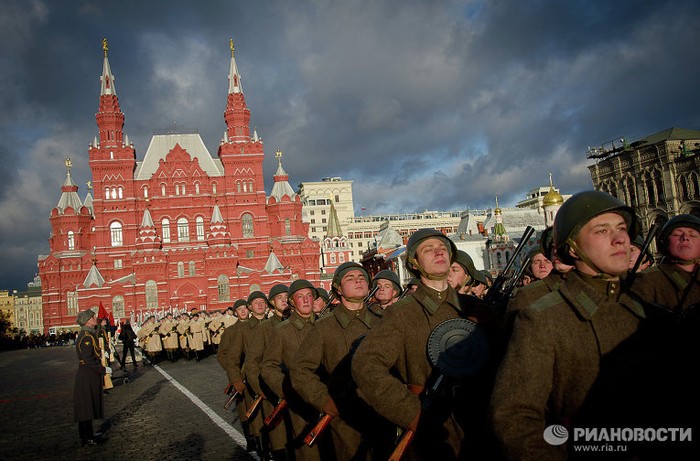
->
[264,251,285,274]
[100,38,117,96]
[228,38,243,94]
[55,158,84,214]
[211,204,224,224]
[207,204,231,245]
[136,206,160,249]
[253,127,259,142]
[270,150,296,201]
[327,198,343,238]
[140,208,154,227]
[83,263,105,288]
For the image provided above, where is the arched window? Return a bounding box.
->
[175,184,180,196]
[143,186,149,198]
[195,182,200,194]
[250,284,261,294]
[330,253,336,264]
[177,218,190,242]
[217,274,230,301]
[339,253,345,263]
[145,280,158,309]
[285,218,291,236]
[110,222,123,247]
[242,213,254,238]
[67,231,75,250]
[161,219,171,243]
[196,216,205,241]
[212,183,217,195]
[691,172,699,198]
[654,172,665,202]
[112,295,125,319]
[242,182,246,193]
[181,184,186,195]
[118,187,123,199]
[111,187,117,199]
[177,262,184,277]
[188,261,196,276]
[161,184,166,196]
[104,187,110,200]
[67,291,78,316]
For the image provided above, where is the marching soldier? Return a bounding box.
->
[188,311,206,361]
[246,284,291,460]
[352,229,484,460]
[176,312,190,360]
[208,310,226,353]
[160,313,180,362]
[489,191,650,460]
[290,262,386,461]
[137,316,162,364]
[261,280,325,461]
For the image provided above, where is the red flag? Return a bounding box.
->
[98,301,109,320]
[108,311,116,327]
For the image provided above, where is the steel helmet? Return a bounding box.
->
[287,279,318,300]
[553,190,639,265]
[331,262,370,295]
[405,228,457,277]
[372,270,403,295]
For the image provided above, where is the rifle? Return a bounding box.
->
[264,399,288,428]
[483,225,535,316]
[504,255,531,294]
[245,394,265,419]
[317,292,338,317]
[304,413,333,447]
[223,383,244,410]
[364,285,379,303]
[631,224,659,275]
[98,336,113,390]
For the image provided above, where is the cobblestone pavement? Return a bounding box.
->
[0,347,258,461]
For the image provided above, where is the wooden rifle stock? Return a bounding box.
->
[304,413,332,446]
[223,381,245,410]
[98,337,113,390]
[364,285,379,303]
[389,429,415,461]
[264,399,288,428]
[245,394,265,419]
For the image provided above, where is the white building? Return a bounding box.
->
[298,177,355,242]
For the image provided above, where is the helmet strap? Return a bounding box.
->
[566,238,618,279]
[408,256,449,281]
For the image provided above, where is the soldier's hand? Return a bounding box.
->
[322,398,339,417]
[233,380,246,394]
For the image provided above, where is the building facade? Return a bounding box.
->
[37,40,320,333]
[299,177,355,242]
[13,277,43,335]
[588,127,700,235]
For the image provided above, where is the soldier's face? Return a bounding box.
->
[235,307,249,320]
[338,270,369,300]
[530,253,553,280]
[312,296,326,313]
[416,238,451,278]
[667,226,700,262]
[375,279,398,304]
[447,262,470,289]
[271,293,288,313]
[572,212,630,277]
[249,298,267,316]
[291,288,315,317]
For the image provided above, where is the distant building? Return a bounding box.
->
[14,276,43,335]
[299,178,355,242]
[588,127,700,236]
[318,199,353,290]
[0,290,15,331]
[37,40,319,333]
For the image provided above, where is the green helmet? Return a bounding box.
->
[287,279,318,300]
[316,287,330,302]
[454,250,477,278]
[540,226,555,261]
[553,190,639,265]
[372,270,402,295]
[631,235,654,266]
[233,299,248,310]
[247,291,268,305]
[332,262,370,295]
[268,284,288,301]
[405,228,457,277]
[657,214,700,256]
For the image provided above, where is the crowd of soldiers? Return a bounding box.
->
[212,190,698,461]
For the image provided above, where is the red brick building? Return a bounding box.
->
[38,40,320,332]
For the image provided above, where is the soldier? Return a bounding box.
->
[404,277,420,295]
[245,284,291,460]
[160,312,180,362]
[369,270,402,314]
[222,306,238,328]
[262,280,325,461]
[188,311,206,361]
[526,247,553,282]
[628,234,654,272]
[290,262,385,461]
[489,190,649,460]
[208,310,226,353]
[352,228,479,460]
[313,287,330,317]
[74,310,108,446]
[137,316,162,364]
[218,299,255,451]
[176,312,191,360]
[446,249,490,295]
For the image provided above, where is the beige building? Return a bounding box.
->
[588,127,700,235]
[14,278,43,335]
[0,290,15,330]
[298,177,355,242]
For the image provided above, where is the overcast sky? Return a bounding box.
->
[1,0,699,291]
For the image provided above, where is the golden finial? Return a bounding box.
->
[549,172,553,188]
[229,39,235,57]
[86,180,92,190]
[65,158,72,173]
[275,149,283,159]
[102,38,109,57]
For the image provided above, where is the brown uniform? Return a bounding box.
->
[631,262,699,313]
[290,303,381,461]
[245,314,287,452]
[352,283,466,460]
[217,320,249,428]
[261,312,322,461]
[489,271,647,461]
[239,316,266,436]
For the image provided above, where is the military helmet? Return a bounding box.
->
[331,262,370,295]
[553,190,639,265]
[657,214,700,256]
[287,279,318,300]
[316,287,330,302]
[540,226,555,261]
[453,250,477,279]
[233,299,248,310]
[247,291,268,305]
[405,228,457,277]
[372,270,402,295]
[268,284,288,301]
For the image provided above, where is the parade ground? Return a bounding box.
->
[0,346,258,461]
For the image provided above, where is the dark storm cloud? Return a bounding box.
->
[1,0,700,289]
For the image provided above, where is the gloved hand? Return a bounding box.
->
[322,398,339,417]
[233,380,246,394]
[105,366,113,375]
